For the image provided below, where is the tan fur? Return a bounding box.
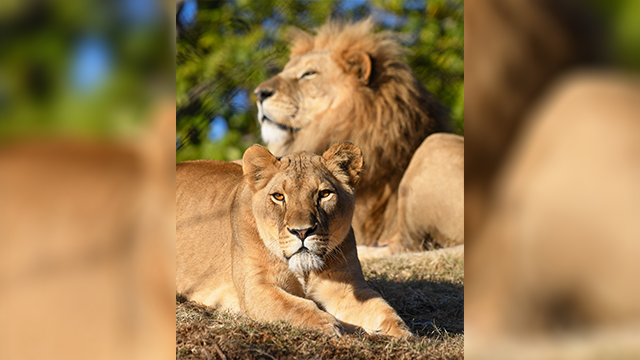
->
[466,72,640,357]
[254,18,462,251]
[464,0,590,241]
[176,143,411,338]
[393,133,464,250]
[0,101,176,360]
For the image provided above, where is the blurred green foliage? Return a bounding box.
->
[587,0,640,70]
[176,0,464,162]
[0,1,172,141]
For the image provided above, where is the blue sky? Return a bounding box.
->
[69,0,163,92]
[71,37,111,91]
[179,0,198,28]
[208,91,249,141]
[208,116,229,141]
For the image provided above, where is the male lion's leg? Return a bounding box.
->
[394,133,464,251]
[355,245,393,260]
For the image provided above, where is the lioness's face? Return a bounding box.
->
[254,51,355,147]
[243,144,362,274]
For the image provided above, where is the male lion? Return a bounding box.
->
[176,142,411,338]
[254,19,464,253]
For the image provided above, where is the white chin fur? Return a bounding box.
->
[257,101,292,145]
[288,251,324,274]
[260,120,291,145]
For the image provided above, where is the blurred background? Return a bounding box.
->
[465,0,640,358]
[0,0,173,139]
[175,0,464,162]
[0,1,175,360]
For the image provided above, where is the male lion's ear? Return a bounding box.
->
[337,49,372,85]
[322,142,364,191]
[287,27,315,58]
[243,145,278,191]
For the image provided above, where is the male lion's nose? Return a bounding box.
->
[254,88,274,103]
[287,224,318,241]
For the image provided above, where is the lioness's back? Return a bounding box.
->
[177,160,242,195]
[176,159,242,218]
[176,160,243,306]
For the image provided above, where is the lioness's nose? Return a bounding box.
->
[254,88,274,103]
[287,224,318,241]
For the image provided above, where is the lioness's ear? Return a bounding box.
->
[336,49,371,85]
[322,142,363,191]
[243,145,278,191]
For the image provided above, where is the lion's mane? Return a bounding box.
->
[288,18,449,189]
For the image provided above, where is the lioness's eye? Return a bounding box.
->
[272,193,285,202]
[319,190,332,199]
[300,70,317,79]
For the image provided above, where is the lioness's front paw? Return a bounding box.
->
[378,318,414,339]
[384,325,414,339]
[305,311,344,337]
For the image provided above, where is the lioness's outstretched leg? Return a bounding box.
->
[312,279,412,338]
[307,239,412,338]
[240,279,344,336]
[389,133,464,251]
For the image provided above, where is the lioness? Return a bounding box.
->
[176,142,411,338]
[254,18,464,253]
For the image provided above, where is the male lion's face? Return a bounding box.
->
[243,143,362,274]
[254,51,356,147]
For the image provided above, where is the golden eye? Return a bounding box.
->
[272,193,285,202]
[319,190,332,199]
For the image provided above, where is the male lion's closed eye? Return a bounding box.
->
[299,70,317,79]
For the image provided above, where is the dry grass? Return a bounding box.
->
[176,246,464,359]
